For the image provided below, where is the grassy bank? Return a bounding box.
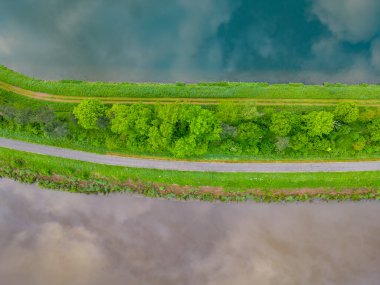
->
[1,65,380,100]
[0,147,379,202]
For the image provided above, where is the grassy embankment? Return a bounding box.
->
[0,71,380,162]
[2,65,380,105]
[1,147,379,202]
[0,66,379,199]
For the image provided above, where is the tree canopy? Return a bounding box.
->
[73,99,106,130]
[270,111,294,137]
[149,104,221,157]
[334,102,359,123]
[303,111,334,137]
[216,102,258,125]
[107,104,153,148]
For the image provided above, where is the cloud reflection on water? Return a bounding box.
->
[0,179,379,285]
[1,0,380,83]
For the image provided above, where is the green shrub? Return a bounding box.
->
[334,102,359,123]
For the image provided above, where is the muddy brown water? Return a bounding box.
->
[0,178,379,285]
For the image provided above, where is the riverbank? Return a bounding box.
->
[1,147,379,202]
[2,64,380,100]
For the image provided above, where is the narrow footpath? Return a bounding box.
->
[1,138,380,173]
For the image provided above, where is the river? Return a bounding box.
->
[0,178,379,285]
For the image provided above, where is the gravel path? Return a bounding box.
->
[1,138,380,173]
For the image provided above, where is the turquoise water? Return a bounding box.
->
[1,0,380,83]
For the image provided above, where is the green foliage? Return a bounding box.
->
[216,102,258,125]
[172,137,199,157]
[290,133,309,152]
[220,124,237,140]
[107,104,153,148]
[1,82,380,161]
[0,104,68,137]
[220,139,242,154]
[237,123,263,144]
[275,137,290,151]
[148,104,221,157]
[73,99,107,130]
[270,111,294,136]
[239,103,259,122]
[148,104,180,151]
[352,137,366,151]
[334,102,359,123]
[216,102,240,124]
[237,122,264,154]
[303,111,334,137]
[308,137,332,152]
[369,118,380,142]
[359,108,379,122]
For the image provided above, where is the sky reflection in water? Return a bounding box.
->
[0,179,379,285]
[1,0,380,83]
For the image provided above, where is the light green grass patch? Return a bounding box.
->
[1,147,379,192]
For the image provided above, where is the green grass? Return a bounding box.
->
[1,147,380,192]
[1,88,379,162]
[2,64,380,99]
[3,127,380,162]
[0,88,339,113]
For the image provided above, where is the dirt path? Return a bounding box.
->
[1,138,380,172]
[1,80,380,106]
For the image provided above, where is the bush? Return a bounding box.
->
[270,111,294,137]
[359,108,379,122]
[352,138,366,151]
[334,103,359,123]
[275,137,290,151]
[303,111,334,137]
[220,139,242,154]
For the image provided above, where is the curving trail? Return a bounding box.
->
[2,80,380,106]
[1,138,380,173]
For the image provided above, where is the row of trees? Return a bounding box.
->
[73,101,221,157]
[71,100,380,157]
[0,98,379,158]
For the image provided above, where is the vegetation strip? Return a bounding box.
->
[2,81,380,106]
[0,147,379,202]
[1,65,380,162]
[1,138,380,172]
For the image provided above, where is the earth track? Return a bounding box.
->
[2,81,380,106]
